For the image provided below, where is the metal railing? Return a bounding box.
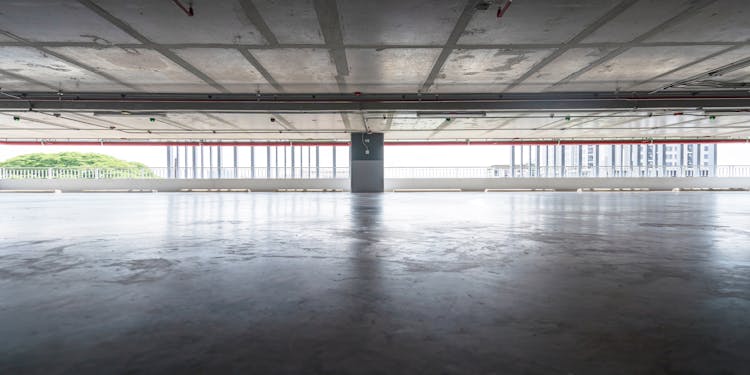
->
[2,166,750,180]
[0,167,349,180]
[386,166,750,178]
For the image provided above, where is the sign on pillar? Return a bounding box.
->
[350,132,384,192]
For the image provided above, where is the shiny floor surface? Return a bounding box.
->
[1,192,749,374]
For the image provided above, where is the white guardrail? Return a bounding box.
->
[1,166,750,180]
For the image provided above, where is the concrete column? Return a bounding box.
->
[200,145,204,179]
[166,146,172,178]
[250,146,255,178]
[636,145,642,176]
[510,145,515,177]
[209,146,213,178]
[545,145,549,177]
[350,132,384,192]
[183,146,188,178]
[332,146,337,178]
[561,145,566,177]
[192,146,197,178]
[595,145,600,177]
[308,146,312,178]
[713,144,718,177]
[553,145,557,177]
[291,145,296,178]
[175,146,181,179]
[696,143,701,176]
[217,146,222,179]
[528,145,533,176]
[679,145,685,176]
[519,145,524,177]
[611,145,616,176]
[266,146,271,178]
[233,146,238,178]
[315,146,320,178]
[577,145,583,177]
[535,145,540,177]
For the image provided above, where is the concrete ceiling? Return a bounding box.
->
[0,0,749,142]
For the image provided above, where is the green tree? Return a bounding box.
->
[0,152,156,178]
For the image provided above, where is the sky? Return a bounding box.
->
[1,143,750,168]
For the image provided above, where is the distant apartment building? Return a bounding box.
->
[509,143,717,177]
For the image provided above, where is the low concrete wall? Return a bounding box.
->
[385,177,750,192]
[2,177,750,193]
[0,178,350,192]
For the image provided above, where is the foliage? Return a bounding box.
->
[0,152,156,178]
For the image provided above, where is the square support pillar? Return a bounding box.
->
[350,132,384,192]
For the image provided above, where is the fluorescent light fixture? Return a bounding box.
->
[92,111,167,117]
[416,111,487,119]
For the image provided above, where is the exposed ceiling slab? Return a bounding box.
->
[338,0,463,45]
[47,47,215,92]
[0,0,138,44]
[433,49,553,92]
[90,0,267,45]
[0,0,748,143]
[459,0,621,44]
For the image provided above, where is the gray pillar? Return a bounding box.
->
[520,145,524,177]
[535,145,540,177]
[217,146,222,178]
[200,145,204,179]
[233,146,238,178]
[561,145,566,177]
[611,145,616,176]
[193,146,198,178]
[308,146,312,178]
[553,145,557,177]
[637,145,642,176]
[350,132,384,192]
[251,146,255,178]
[595,145,600,177]
[316,146,320,178]
[209,146,213,178]
[183,146,188,178]
[266,146,271,178]
[545,145,549,177]
[166,146,172,178]
[510,145,515,177]
[629,145,634,176]
[175,146,181,179]
[283,146,287,178]
[679,145,685,176]
[291,145,295,178]
[332,146,337,178]
[577,145,583,177]
[696,143,701,176]
[528,145,533,176]
[712,144,718,177]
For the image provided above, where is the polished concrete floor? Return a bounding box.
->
[1,192,749,374]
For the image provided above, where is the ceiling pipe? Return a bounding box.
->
[496,0,512,18]
[1,139,747,147]
[0,141,349,147]
[171,0,194,16]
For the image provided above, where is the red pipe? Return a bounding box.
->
[1,139,747,147]
[172,0,194,16]
[497,0,512,18]
[0,141,350,147]
[386,139,749,146]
